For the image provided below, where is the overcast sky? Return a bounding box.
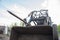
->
[48,0,60,25]
[0,0,60,26]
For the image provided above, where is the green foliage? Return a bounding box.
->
[20,21,25,27]
[9,22,17,27]
[10,21,25,27]
[57,25,60,32]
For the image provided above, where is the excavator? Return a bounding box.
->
[7,9,58,40]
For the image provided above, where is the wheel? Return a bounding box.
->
[52,24,58,40]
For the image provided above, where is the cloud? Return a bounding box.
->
[22,0,48,10]
[41,0,48,9]
[48,0,60,25]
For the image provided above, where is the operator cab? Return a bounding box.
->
[25,9,51,26]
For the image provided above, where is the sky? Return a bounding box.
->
[0,0,60,26]
[48,0,60,25]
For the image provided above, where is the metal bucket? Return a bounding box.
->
[10,25,53,40]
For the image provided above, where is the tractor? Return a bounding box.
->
[7,9,58,40]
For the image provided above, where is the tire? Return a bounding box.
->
[52,24,58,40]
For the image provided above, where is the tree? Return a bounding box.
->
[20,21,25,27]
[57,24,60,32]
